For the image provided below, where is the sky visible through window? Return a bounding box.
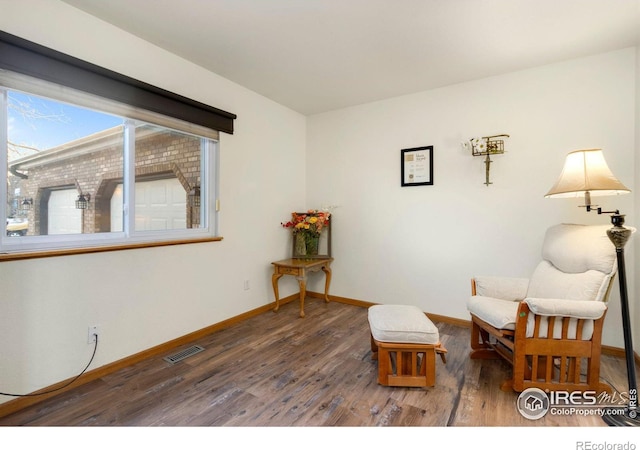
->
[7,91,123,161]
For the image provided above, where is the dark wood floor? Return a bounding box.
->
[0,299,635,427]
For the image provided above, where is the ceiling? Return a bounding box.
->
[61,0,640,116]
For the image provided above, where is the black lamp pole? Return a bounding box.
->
[602,213,639,426]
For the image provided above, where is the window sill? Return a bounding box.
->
[0,236,223,262]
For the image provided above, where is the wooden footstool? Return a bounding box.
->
[368,304,447,387]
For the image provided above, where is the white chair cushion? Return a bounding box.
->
[473,276,529,301]
[542,224,615,275]
[466,296,520,330]
[527,260,611,301]
[368,304,439,344]
[525,297,607,319]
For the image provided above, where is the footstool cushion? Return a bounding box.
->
[367,304,446,388]
[368,304,440,344]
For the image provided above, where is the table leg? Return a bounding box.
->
[272,273,283,312]
[322,265,332,303]
[297,276,307,318]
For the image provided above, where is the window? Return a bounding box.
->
[1,78,218,254]
[0,30,235,256]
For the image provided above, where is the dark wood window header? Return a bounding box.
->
[0,31,236,134]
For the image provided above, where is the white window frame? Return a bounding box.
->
[0,76,220,255]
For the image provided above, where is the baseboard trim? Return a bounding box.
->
[1,291,637,419]
[313,292,473,328]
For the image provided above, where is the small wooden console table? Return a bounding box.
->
[271,258,333,318]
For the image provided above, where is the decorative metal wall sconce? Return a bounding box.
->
[20,197,33,211]
[189,186,201,207]
[75,193,91,210]
[464,134,509,186]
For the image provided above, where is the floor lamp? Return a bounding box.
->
[545,148,638,426]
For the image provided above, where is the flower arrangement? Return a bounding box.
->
[281,210,331,257]
[281,210,330,236]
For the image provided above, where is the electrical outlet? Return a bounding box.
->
[243,279,250,290]
[88,325,99,344]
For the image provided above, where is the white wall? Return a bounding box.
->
[0,1,306,403]
[306,49,636,349]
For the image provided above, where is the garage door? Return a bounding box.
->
[48,189,82,235]
[111,178,186,232]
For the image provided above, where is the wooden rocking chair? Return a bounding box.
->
[467,224,616,393]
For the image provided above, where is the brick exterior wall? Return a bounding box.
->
[8,125,202,236]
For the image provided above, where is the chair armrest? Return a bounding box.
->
[472,276,529,301]
[517,298,607,340]
[524,297,607,320]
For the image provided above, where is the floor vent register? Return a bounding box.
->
[163,345,205,364]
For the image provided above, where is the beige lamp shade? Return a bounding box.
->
[545,149,630,198]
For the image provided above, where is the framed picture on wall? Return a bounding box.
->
[401,146,433,187]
